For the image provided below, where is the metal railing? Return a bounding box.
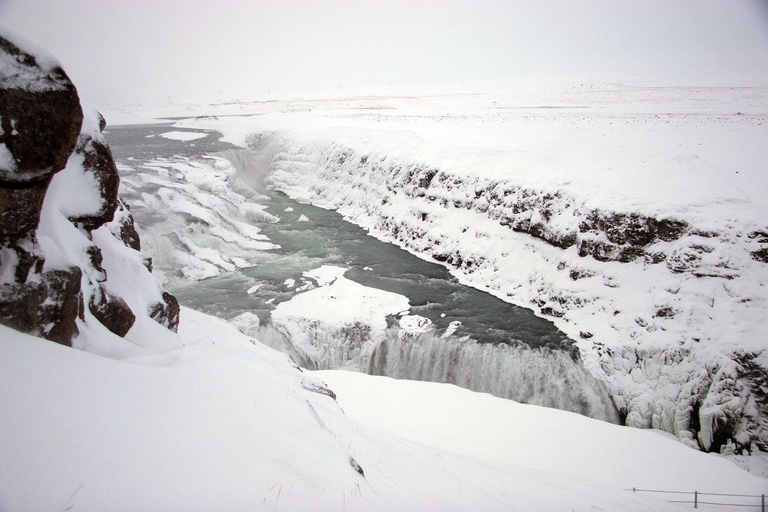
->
[630,488,766,510]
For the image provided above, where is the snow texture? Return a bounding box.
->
[271,265,409,369]
[314,370,768,495]
[2,78,765,509]
[267,265,619,421]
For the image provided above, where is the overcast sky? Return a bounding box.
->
[1,0,767,106]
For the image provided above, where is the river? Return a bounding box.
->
[106,123,620,422]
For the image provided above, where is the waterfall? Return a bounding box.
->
[267,311,620,423]
[368,330,621,423]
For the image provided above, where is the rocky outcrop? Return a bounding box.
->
[69,136,120,232]
[0,32,179,344]
[0,33,84,344]
[0,35,82,286]
[88,285,136,337]
[0,267,83,344]
[149,291,180,333]
[0,38,82,185]
[110,199,141,251]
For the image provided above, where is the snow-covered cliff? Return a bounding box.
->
[0,30,179,344]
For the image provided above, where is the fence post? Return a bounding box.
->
[694,490,698,509]
[761,493,764,512]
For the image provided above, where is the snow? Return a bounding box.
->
[118,155,277,285]
[4,82,767,507]
[158,130,208,141]
[265,264,619,420]
[304,265,345,286]
[228,310,260,337]
[8,311,762,512]
[0,27,69,92]
[2,299,763,511]
[399,314,434,334]
[0,315,373,512]
[43,145,104,220]
[312,370,768,498]
[0,142,15,173]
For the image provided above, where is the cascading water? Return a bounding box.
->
[368,329,620,422]
[267,298,619,423]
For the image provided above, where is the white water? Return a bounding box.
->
[368,330,620,423]
[266,310,619,423]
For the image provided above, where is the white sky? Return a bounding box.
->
[1,0,767,107]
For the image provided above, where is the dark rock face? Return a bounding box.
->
[38,268,85,344]
[0,179,52,249]
[69,138,120,231]
[0,36,83,244]
[110,199,141,251]
[89,286,136,337]
[0,39,82,182]
[577,212,689,263]
[0,34,84,344]
[0,267,83,346]
[149,291,180,333]
[0,33,178,344]
[751,248,768,263]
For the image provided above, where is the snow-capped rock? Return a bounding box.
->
[0,29,178,344]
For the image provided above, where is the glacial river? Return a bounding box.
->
[106,123,620,422]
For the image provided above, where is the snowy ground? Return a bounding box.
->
[3,314,766,512]
[312,370,768,502]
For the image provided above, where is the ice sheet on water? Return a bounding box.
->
[159,131,208,141]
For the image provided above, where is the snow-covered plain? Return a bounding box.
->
[135,77,768,454]
[312,370,768,499]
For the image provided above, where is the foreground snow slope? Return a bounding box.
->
[0,312,376,512]
[3,314,764,512]
[172,78,768,454]
[313,370,768,497]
